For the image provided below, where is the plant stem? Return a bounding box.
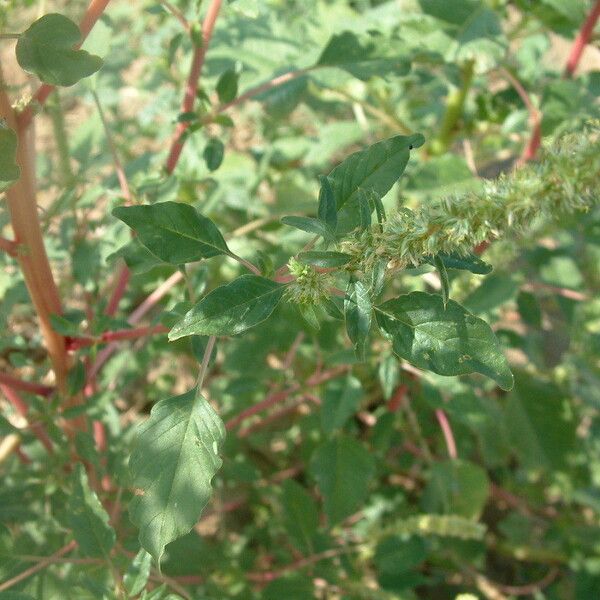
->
[197,335,216,389]
[0,67,68,392]
[435,408,457,459]
[499,67,542,165]
[0,371,54,396]
[0,237,18,256]
[208,68,309,118]
[47,90,75,187]
[165,0,223,173]
[564,0,600,77]
[0,541,77,592]
[430,59,475,155]
[0,33,20,39]
[92,89,132,201]
[0,385,54,453]
[227,251,262,275]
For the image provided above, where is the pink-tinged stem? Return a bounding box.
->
[105,267,131,317]
[67,324,168,350]
[88,271,183,380]
[564,0,600,77]
[501,68,542,166]
[226,387,298,431]
[246,547,351,583]
[435,408,457,460]
[211,69,309,116]
[0,385,53,453]
[17,0,112,130]
[0,237,18,257]
[0,541,76,593]
[165,0,223,173]
[0,371,54,397]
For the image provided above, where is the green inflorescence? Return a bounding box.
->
[342,127,600,274]
[285,257,334,306]
[382,514,487,540]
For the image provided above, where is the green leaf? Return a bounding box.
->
[433,255,450,307]
[112,201,230,264]
[297,251,351,268]
[203,137,225,172]
[505,374,576,471]
[15,14,103,86]
[321,375,363,435]
[317,31,411,81]
[517,290,542,328]
[426,252,492,275]
[281,480,318,553]
[345,277,372,361]
[462,273,519,314]
[169,275,286,339]
[422,459,489,519]
[216,68,239,104]
[317,176,337,231]
[310,435,375,524]
[375,292,513,390]
[280,215,335,243]
[124,548,152,596]
[66,464,116,558]
[129,388,225,563]
[0,125,20,192]
[327,133,424,234]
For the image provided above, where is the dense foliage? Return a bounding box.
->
[1,1,600,598]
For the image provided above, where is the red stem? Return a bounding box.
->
[105,267,131,317]
[67,325,168,351]
[0,371,54,397]
[0,237,18,257]
[165,0,223,173]
[210,69,309,117]
[0,385,54,453]
[564,0,600,77]
[226,388,297,430]
[17,0,112,130]
[435,408,457,460]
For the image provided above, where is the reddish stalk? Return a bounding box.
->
[435,408,457,460]
[0,541,77,592]
[165,0,223,173]
[500,68,542,166]
[0,371,54,397]
[105,267,131,317]
[210,69,309,117]
[17,0,112,130]
[1,72,68,391]
[564,0,600,77]
[226,388,298,431]
[247,547,353,583]
[67,324,168,351]
[88,271,183,381]
[0,237,18,257]
[0,385,53,453]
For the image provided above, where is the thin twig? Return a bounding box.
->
[91,89,132,202]
[0,541,76,592]
[435,408,457,460]
[0,371,54,397]
[0,385,54,453]
[564,0,600,77]
[197,336,216,389]
[165,0,223,173]
[499,67,541,165]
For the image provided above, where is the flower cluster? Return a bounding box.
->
[342,126,599,274]
[285,257,334,306]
